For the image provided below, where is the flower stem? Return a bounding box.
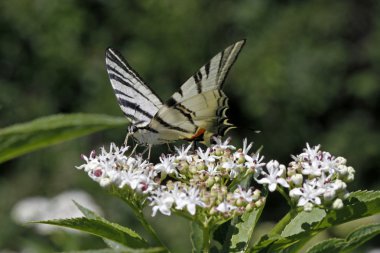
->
[277,186,293,208]
[270,209,297,235]
[202,226,211,253]
[133,207,166,248]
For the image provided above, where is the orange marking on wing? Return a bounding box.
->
[189,128,206,140]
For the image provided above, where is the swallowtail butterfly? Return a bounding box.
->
[105,40,245,146]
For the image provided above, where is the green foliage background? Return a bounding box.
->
[0,0,379,252]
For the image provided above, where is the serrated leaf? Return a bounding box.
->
[224,198,267,252]
[0,113,127,163]
[37,217,147,248]
[318,190,380,230]
[342,223,380,252]
[305,238,345,253]
[253,190,380,252]
[306,224,380,253]
[74,201,103,219]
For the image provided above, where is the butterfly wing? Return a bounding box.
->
[105,48,163,128]
[148,40,246,143]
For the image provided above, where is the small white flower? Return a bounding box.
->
[216,201,237,213]
[290,183,324,208]
[233,186,254,202]
[256,160,289,192]
[196,148,217,164]
[245,152,265,177]
[175,187,205,215]
[212,136,236,150]
[150,191,175,216]
[155,155,178,177]
[234,138,253,160]
[204,164,220,176]
[175,144,193,163]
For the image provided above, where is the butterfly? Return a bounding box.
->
[105,40,245,148]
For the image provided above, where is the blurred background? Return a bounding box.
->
[0,0,379,252]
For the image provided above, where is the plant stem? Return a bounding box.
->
[202,226,211,253]
[270,209,297,235]
[277,186,293,207]
[134,207,166,247]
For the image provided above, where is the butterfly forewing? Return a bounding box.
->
[170,40,246,104]
[105,48,163,127]
[148,40,245,143]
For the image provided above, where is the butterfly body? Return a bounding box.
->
[105,40,246,145]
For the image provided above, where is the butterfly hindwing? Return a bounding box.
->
[105,48,163,127]
[148,40,245,143]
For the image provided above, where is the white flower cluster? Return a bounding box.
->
[147,137,266,218]
[76,143,157,193]
[77,138,266,219]
[256,143,355,211]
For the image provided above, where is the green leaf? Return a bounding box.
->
[253,190,380,252]
[306,223,380,253]
[318,190,380,230]
[37,217,147,249]
[190,222,203,253]
[224,194,267,252]
[305,238,345,253]
[74,201,103,220]
[341,223,380,252]
[0,113,127,163]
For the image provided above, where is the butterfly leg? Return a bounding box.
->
[148,144,152,160]
[166,143,173,152]
[124,132,131,145]
[129,143,139,156]
[141,144,152,160]
[192,141,198,151]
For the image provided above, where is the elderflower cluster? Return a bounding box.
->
[77,138,266,219]
[287,144,355,211]
[76,143,157,193]
[256,143,355,211]
[149,138,266,218]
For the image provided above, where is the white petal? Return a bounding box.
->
[268,183,277,192]
[277,178,290,188]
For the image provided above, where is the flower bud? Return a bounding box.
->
[205,177,215,188]
[303,202,314,212]
[335,156,347,165]
[245,202,255,211]
[255,198,265,208]
[291,174,303,186]
[252,189,261,201]
[237,155,245,164]
[332,198,343,209]
[323,189,336,202]
[214,148,223,156]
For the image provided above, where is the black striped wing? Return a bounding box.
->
[105,48,163,128]
[148,40,246,143]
